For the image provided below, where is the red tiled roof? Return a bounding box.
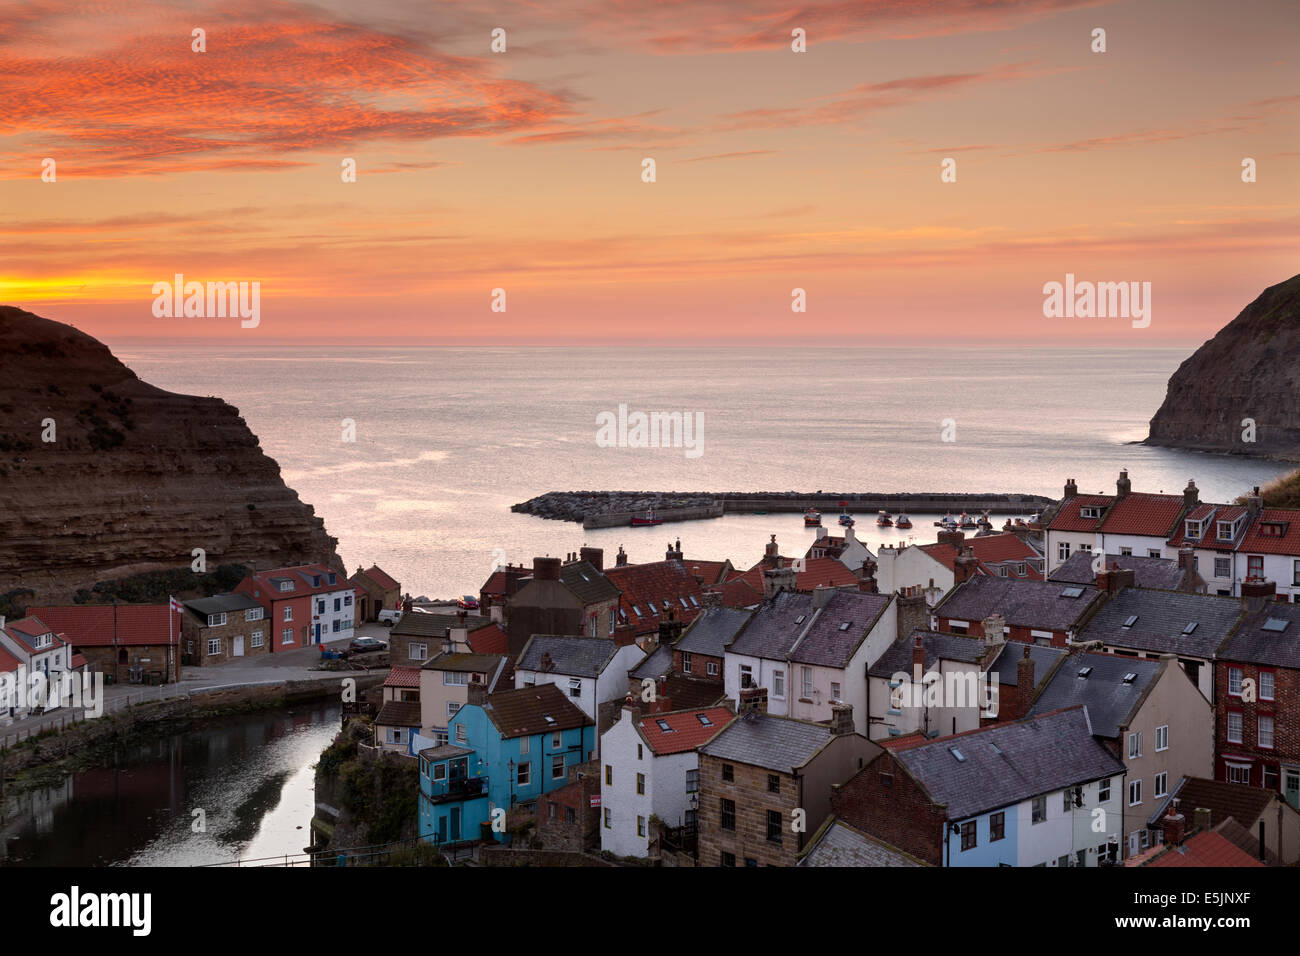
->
[735,556,860,594]
[1140,830,1264,868]
[69,653,88,670]
[637,707,734,755]
[2,615,67,652]
[1097,493,1187,537]
[715,576,764,609]
[1165,504,1247,548]
[1238,508,1300,557]
[1048,495,1112,533]
[919,533,1042,580]
[683,559,731,586]
[25,605,180,647]
[237,563,352,602]
[356,564,400,591]
[0,643,21,672]
[467,622,509,655]
[606,560,705,635]
[384,666,422,688]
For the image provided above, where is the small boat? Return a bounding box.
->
[977,510,993,530]
[632,510,664,526]
[959,512,978,530]
[838,510,854,527]
[804,508,822,526]
[876,510,894,527]
[895,513,913,529]
[934,513,958,529]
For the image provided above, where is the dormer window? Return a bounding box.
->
[1080,506,1100,519]
[207,612,227,627]
[277,580,293,592]
[1260,522,1288,538]
[328,573,337,584]
[1185,519,1202,539]
[1217,520,1238,541]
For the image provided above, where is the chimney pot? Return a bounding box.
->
[1194,806,1212,833]
[1162,805,1186,848]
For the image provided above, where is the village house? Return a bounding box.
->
[599,704,734,857]
[388,611,492,666]
[932,575,1103,648]
[1072,585,1243,700]
[415,652,509,748]
[1214,594,1300,806]
[179,593,268,665]
[374,666,422,753]
[25,604,181,684]
[514,635,646,726]
[797,815,927,867]
[986,642,1068,725]
[866,629,997,741]
[831,706,1126,867]
[1148,775,1300,864]
[1233,501,1300,603]
[1045,472,1200,572]
[417,683,595,846]
[1126,805,1265,868]
[0,641,26,721]
[714,535,862,609]
[803,524,873,573]
[723,586,897,735]
[1165,499,1255,596]
[503,555,621,658]
[875,530,1045,599]
[1049,550,1202,592]
[604,548,706,646]
[232,563,354,651]
[1027,650,1214,857]
[672,606,751,684]
[696,693,879,867]
[0,615,72,683]
[348,564,402,623]
[478,562,531,622]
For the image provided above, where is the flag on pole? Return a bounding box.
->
[169,596,184,614]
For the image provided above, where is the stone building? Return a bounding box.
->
[180,593,270,665]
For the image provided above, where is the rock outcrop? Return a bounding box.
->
[1146,274,1300,460]
[0,306,340,602]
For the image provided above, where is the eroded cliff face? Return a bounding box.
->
[1146,274,1300,460]
[0,306,340,602]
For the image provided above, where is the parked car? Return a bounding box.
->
[349,636,388,653]
[377,609,403,626]
[457,595,479,610]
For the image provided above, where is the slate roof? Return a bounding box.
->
[391,612,491,638]
[790,590,892,668]
[375,700,422,727]
[1027,652,1163,738]
[517,635,624,678]
[988,642,1067,688]
[636,706,734,755]
[868,631,988,679]
[699,712,833,773]
[629,644,673,680]
[482,683,591,739]
[1076,587,1242,658]
[726,590,814,661]
[423,652,505,675]
[1147,775,1280,830]
[675,606,752,657]
[1048,551,1188,591]
[1219,602,1300,668]
[559,560,621,605]
[889,706,1126,821]
[183,593,265,619]
[798,816,927,868]
[933,577,1100,632]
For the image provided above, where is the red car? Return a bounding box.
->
[457,595,479,610]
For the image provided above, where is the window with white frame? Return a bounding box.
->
[1227,711,1243,744]
[447,702,461,719]
[410,643,428,661]
[1228,764,1250,785]
[1128,779,1142,806]
[831,682,841,702]
[519,736,530,754]
[801,666,813,698]
[637,815,646,837]
[740,663,753,688]
[1098,777,1111,802]
[206,612,227,627]
[1058,541,1071,561]
[772,669,784,699]
[1147,550,1161,559]
[1155,725,1168,751]
[1154,772,1167,798]
[282,628,293,645]
[433,763,447,781]
[1260,670,1275,700]
[1128,731,1141,758]
[245,607,264,622]
[707,661,719,677]
[517,762,530,786]
[568,678,581,698]
[250,631,263,648]
[444,671,468,685]
[1215,556,1232,578]
[207,638,221,656]
[283,607,293,621]
[455,723,466,743]
[682,652,692,674]
[552,755,565,779]
[551,733,561,748]
[1228,667,1243,696]
[1259,715,1275,749]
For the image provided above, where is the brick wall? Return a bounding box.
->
[1214,659,1300,787]
[697,754,801,867]
[830,753,945,866]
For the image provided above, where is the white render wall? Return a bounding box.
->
[600,713,700,857]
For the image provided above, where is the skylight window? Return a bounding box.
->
[839,622,851,631]
[1077,666,1093,679]
[1122,673,1137,683]
[689,596,699,607]
[543,715,555,724]
[632,605,641,616]
[949,747,966,762]
[656,719,672,732]
[697,714,712,726]
[1122,615,1138,628]
[1181,622,1198,635]
[679,597,689,608]
[794,615,805,624]
[1262,618,1290,633]
[1061,587,1085,599]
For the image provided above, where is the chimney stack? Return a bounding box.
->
[936,529,966,549]
[615,545,628,567]
[1116,469,1131,499]
[982,613,1007,649]
[1242,577,1276,613]
[1184,479,1200,509]
[912,633,926,680]
[1194,806,1212,833]
[953,547,979,584]
[896,587,930,643]
[1064,478,1078,499]
[1016,646,1035,718]
[579,546,604,572]
[666,538,683,562]
[763,565,797,599]
[1247,486,1263,515]
[613,622,637,647]
[739,686,768,717]
[813,585,836,610]
[764,534,780,567]
[533,556,562,581]
[1097,565,1135,594]
[1162,802,1186,848]
[467,682,488,706]
[830,703,855,736]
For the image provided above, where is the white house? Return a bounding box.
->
[805,524,874,574]
[0,616,73,713]
[599,703,734,856]
[1045,473,1198,572]
[515,635,646,721]
[875,531,1044,600]
[866,630,996,741]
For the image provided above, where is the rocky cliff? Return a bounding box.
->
[1146,274,1300,460]
[0,306,340,602]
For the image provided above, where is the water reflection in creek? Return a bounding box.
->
[0,701,341,866]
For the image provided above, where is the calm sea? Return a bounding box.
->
[115,346,1291,599]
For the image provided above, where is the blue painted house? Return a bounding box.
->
[418,682,595,845]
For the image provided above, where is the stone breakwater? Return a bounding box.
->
[514,491,1056,526]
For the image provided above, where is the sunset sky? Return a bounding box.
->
[1,0,1297,346]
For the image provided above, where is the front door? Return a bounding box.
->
[314,623,321,644]
[450,807,461,842]
[1286,769,1300,810]
[436,815,447,844]
[233,635,244,657]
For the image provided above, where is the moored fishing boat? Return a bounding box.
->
[876,510,893,527]
[632,510,664,526]
[804,508,822,526]
[895,513,913,529]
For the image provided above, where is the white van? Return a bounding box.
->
[377,609,403,626]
